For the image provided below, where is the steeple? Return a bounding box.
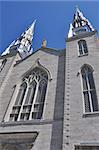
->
[1,20,36,59]
[68,7,95,38]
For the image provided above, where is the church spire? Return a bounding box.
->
[1,20,36,58]
[68,7,95,38]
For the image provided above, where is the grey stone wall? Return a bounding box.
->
[0,56,15,88]
[1,31,99,150]
[63,32,99,150]
[50,51,65,150]
[0,54,20,121]
[0,48,64,150]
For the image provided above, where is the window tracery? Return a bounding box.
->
[10,67,48,121]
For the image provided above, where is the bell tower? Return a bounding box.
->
[63,7,99,150]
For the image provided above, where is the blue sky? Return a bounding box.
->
[0,1,99,54]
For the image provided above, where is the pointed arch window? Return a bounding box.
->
[78,40,88,56]
[81,65,98,113]
[10,67,48,121]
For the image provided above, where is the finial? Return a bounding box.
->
[42,39,47,48]
[76,5,78,11]
[75,5,79,18]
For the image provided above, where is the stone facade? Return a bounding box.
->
[63,31,99,150]
[0,48,64,150]
[0,9,99,150]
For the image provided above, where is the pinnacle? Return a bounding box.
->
[30,19,36,30]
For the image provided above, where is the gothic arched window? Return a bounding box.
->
[78,40,88,56]
[81,65,98,113]
[10,67,48,121]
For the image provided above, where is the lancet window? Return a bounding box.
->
[78,40,88,56]
[81,65,98,113]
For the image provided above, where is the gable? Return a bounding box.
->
[15,47,63,66]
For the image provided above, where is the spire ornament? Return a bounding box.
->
[1,20,36,59]
[68,7,95,38]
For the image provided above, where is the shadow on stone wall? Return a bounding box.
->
[50,51,65,150]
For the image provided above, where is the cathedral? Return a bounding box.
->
[0,7,99,150]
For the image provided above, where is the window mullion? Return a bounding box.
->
[81,74,86,113]
[82,43,84,55]
[29,81,39,120]
[86,73,93,112]
[17,83,29,121]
